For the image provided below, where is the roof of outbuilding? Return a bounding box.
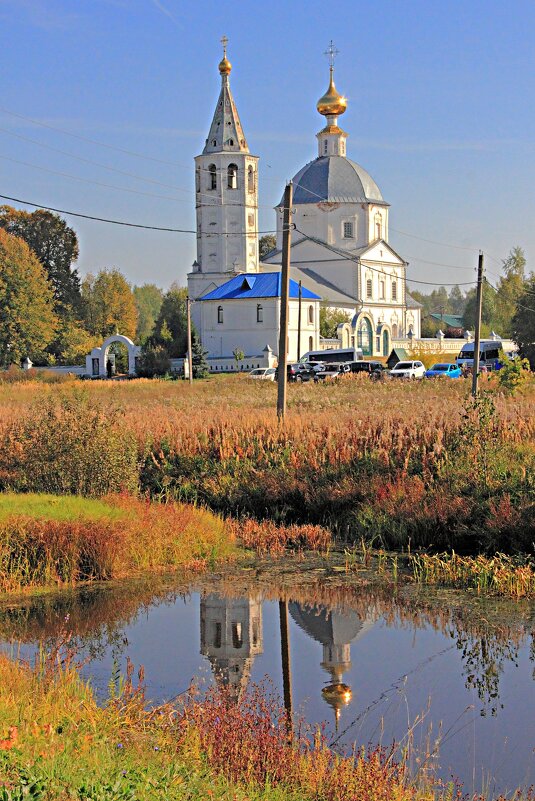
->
[199,272,321,301]
[281,155,386,206]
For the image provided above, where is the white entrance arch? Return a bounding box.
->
[86,334,141,378]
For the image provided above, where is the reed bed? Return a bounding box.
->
[411,552,535,598]
[2,651,532,800]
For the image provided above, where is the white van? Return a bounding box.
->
[301,347,363,365]
[456,340,502,371]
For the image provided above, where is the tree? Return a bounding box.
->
[511,275,535,369]
[50,319,99,365]
[81,269,137,340]
[152,284,190,356]
[233,348,245,370]
[0,205,81,313]
[191,337,209,378]
[133,284,164,343]
[449,285,466,315]
[493,247,526,337]
[462,282,497,335]
[0,229,58,365]
[259,234,276,260]
[136,344,171,378]
[320,307,351,339]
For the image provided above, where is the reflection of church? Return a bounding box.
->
[290,602,372,726]
[200,593,263,701]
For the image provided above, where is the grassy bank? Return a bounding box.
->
[1,653,531,801]
[0,376,534,553]
[0,493,237,593]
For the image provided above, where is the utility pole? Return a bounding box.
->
[297,280,302,361]
[277,181,293,419]
[471,251,484,397]
[279,600,293,739]
[186,296,193,386]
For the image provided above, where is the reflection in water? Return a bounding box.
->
[200,594,263,701]
[289,602,373,727]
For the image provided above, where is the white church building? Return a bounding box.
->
[187,41,421,367]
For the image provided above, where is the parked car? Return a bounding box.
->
[314,363,351,381]
[348,360,388,379]
[274,363,315,382]
[389,361,425,379]
[424,362,462,379]
[248,367,276,381]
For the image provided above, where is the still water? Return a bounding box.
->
[1,569,533,796]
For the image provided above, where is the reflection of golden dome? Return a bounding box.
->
[219,56,232,75]
[317,68,347,116]
[322,683,353,730]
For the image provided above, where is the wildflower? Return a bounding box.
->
[116,743,123,749]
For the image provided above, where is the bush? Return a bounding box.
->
[136,344,172,378]
[0,391,139,496]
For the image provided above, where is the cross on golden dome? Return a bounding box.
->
[317,40,347,117]
[219,35,231,76]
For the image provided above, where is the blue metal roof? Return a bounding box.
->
[199,272,321,301]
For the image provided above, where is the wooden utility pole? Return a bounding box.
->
[277,181,293,419]
[279,600,293,739]
[186,296,193,386]
[471,252,484,397]
[297,280,302,361]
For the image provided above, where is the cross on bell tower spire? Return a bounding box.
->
[221,34,228,58]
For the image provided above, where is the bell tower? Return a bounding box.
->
[188,38,259,328]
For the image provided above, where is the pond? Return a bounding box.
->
[1,558,533,797]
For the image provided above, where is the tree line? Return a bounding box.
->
[0,205,205,372]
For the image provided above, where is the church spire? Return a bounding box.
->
[203,37,249,155]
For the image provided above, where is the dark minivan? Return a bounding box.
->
[348,360,387,379]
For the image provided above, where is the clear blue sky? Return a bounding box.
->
[1,0,533,293]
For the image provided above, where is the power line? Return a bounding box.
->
[0,124,278,210]
[0,193,277,236]
[293,228,476,287]
[389,226,479,252]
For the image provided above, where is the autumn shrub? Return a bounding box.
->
[233,518,331,555]
[0,390,139,496]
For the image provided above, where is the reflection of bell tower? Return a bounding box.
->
[289,602,372,729]
[200,593,263,701]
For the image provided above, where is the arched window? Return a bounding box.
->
[256,304,263,323]
[379,279,385,300]
[392,280,397,301]
[209,164,217,190]
[309,335,313,351]
[392,323,398,338]
[195,168,200,193]
[375,214,382,240]
[247,165,255,192]
[324,139,328,154]
[227,164,238,189]
[308,305,314,324]
[366,278,373,299]
[229,138,234,146]
[217,305,224,324]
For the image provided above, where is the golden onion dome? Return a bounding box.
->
[317,68,347,116]
[219,56,232,76]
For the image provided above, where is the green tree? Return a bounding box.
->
[319,307,351,338]
[191,337,209,378]
[51,319,99,365]
[462,282,497,335]
[136,344,171,378]
[511,275,535,368]
[0,205,81,313]
[82,269,137,340]
[233,348,245,370]
[259,234,276,260]
[133,284,164,343]
[152,284,190,356]
[493,247,526,337]
[449,285,466,315]
[0,229,58,365]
